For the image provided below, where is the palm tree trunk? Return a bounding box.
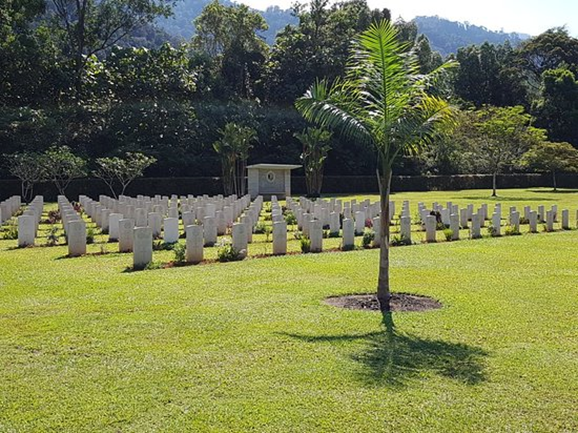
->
[377,166,393,312]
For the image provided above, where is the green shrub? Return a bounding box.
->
[173,243,186,264]
[47,226,59,246]
[153,240,174,251]
[144,261,163,270]
[362,228,375,248]
[443,228,453,241]
[284,211,297,226]
[300,237,311,253]
[390,234,411,246]
[86,227,95,244]
[505,225,521,236]
[2,224,18,240]
[254,221,269,234]
[487,225,499,237]
[217,241,242,262]
[328,231,340,238]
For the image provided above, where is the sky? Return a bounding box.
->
[239,0,578,37]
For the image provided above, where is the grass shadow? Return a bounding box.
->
[461,195,554,202]
[283,312,487,388]
[528,189,578,194]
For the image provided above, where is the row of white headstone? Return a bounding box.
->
[288,197,577,246]
[57,196,87,256]
[78,193,264,268]
[0,196,21,225]
[17,196,44,247]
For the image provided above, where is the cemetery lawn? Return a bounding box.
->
[1,189,578,432]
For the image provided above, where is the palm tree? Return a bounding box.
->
[294,127,332,197]
[214,123,257,196]
[296,20,456,311]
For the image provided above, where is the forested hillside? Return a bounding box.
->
[2,0,578,187]
[157,0,297,44]
[414,16,530,56]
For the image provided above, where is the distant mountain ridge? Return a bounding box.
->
[156,0,531,53]
[413,16,531,56]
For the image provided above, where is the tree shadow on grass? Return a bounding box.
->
[282,312,487,388]
[528,188,578,194]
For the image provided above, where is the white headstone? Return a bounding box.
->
[310,220,323,252]
[400,215,411,243]
[491,212,501,236]
[108,213,123,241]
[471,214,481,239]
[204,216,217,246]
[561,209,569,230]
[372,217,381,247]
[135,208,148,227]
[450,213,459,240]
[148,212,162,238]
[17,215,35,247]
[272,221,287,255]
[232,222,248,253]
[67,220,87,257]
[119,219,135,252]
[185,225,203,264]
[529,210,538,233]
[510,211,520,233]
[354,211,365,235]
[342,218,354,250]
[133,227,153,269]
[163,217,179,243]
[425,215,437,242]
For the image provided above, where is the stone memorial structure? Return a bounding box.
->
[247,163,301,199]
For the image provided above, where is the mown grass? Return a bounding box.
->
[0,188,577,432]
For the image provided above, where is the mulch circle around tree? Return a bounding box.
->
[324,293,442,312]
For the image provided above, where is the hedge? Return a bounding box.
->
[1,173,577,202]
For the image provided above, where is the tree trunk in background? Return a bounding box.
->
[492,172,497,197]
[552,170,557,192]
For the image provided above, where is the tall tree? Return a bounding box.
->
[49,0,174,95]
[42,145,86,196]
[517,27,578,86]
[193,1,268,98]
[520,141,578,191]
[534,67,578,145]
[296,21,455,311]
[265,0,390,104]
[464,106,546,196]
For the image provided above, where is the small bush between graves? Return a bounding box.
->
[487,225,499,237]
[362,228,375,248]
[300,237,311,253]
[505,225,521,236]
[254,221,268,234]
[2,224,18,240]
[217,241,242,262]
[443,228,453,241]
[153,240,176,251]
[284,211,297,226]
[390,233,411,246]
[86,227,95,244]
[46,226,59,246]
[173,243,186,264]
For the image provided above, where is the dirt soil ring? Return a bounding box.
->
[324,293,442,312]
